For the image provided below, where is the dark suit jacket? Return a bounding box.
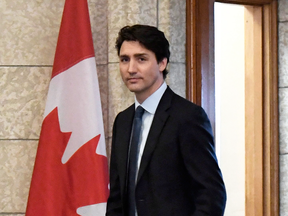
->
[106,87,226,216]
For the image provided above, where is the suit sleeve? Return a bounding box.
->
[106,114,123,216]
[179,106,226,216]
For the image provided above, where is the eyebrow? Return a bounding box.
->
[119,53,148,58]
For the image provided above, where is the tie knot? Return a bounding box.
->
[135,106,145,119]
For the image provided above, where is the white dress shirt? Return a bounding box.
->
[134,82,167,175]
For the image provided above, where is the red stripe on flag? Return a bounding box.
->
[52,0,95,78]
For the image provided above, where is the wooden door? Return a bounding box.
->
[186,0,279,215]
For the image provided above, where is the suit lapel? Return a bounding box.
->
[136,87,174,183]
[117,105,135,192]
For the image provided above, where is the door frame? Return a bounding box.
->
[186,0,279,215]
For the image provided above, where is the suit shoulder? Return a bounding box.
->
[172,93,203,111]
[114,103,134,121]
[168,92,210,122]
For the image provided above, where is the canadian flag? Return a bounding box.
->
[26,0,109,215]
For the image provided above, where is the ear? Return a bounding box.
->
[159,58,168,72]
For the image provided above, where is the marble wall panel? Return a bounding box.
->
[89,0,108,65]
[96,64,109,138]
[279,1,288,214]
[108,63,134,137]
[1,213,25,216]
[278,0,288,22]
[0,0,64,65]
[279,88,288,155]
[159,23,186,64]
[166,63,186,98]
[279,22,288,88]
[158,0,186,99]
[0,140,38,212]
[158,0,170,24]
[158,0,186,63]
[108,0,157,63]
[0,67,51,139]
[108,0,129,63]
[280,154,288,216]
[106,137,112,165]
[0,0,106,66]
[126,0,157,25]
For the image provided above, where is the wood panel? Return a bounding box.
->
[262,2,279,215]
[244,6,263,215]
[186,0,215,130]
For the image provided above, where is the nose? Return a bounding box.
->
[128,59,137,74]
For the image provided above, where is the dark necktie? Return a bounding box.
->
[127,106,145,216]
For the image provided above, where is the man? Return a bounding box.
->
[106,24,226,216]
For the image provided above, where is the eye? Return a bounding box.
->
[138,57,146,62]
[120,57,129,62]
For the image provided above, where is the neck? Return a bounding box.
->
[135,80,164,104]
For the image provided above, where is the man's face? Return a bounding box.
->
[119,40,167,103]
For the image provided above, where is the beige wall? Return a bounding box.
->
[279,0,288,215]
[0,0,186,214]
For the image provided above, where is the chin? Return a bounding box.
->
[128,88,140,93]
[126,85,141,93]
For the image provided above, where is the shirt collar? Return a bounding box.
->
[135,82,167,114]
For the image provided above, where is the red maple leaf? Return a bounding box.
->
[26,107,109,215]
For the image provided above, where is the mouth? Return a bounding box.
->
[127,77,141,83]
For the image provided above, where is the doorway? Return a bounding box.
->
[186,0,279,215]
[215,3,246,215]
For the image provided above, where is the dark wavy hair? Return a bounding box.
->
[115,24,170,79]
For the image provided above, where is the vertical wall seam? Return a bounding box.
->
[156,0,159,27]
